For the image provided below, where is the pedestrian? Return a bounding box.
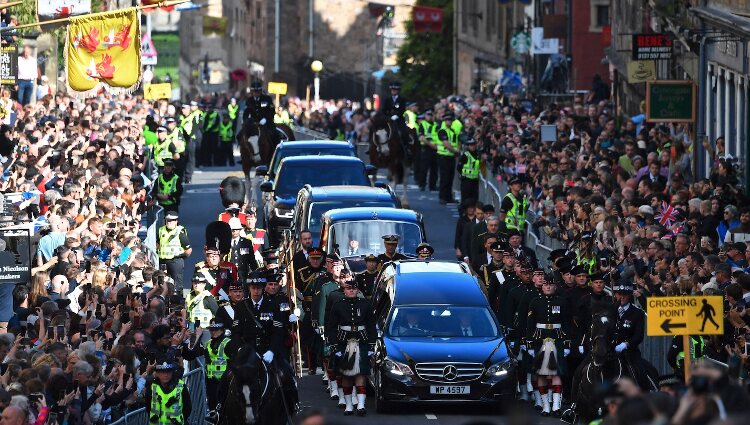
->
[156,211,191,291]
[16,45,37,106]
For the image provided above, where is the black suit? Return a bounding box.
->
[615,304,645,358]
[228,237,258,282]
[379,95,408,124]
[243,94,275,130]
[639,173,667,191]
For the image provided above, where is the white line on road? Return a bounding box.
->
[424,413,437,420]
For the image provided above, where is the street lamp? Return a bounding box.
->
[311,60,323,109]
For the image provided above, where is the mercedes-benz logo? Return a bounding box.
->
[442,365,457,381]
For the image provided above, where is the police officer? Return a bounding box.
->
[500,176,528,233]
[179,103,201,184]
[526,273,571,416]
[218,113,235,167]
[355,254,379,298]
[166,117,186,174]
[667,334,705,381]
[457,136,480,207]
[145,360,191,425]
[153,126,179,170]
[379,81,409,143]
[244,81,277,145]
[376,235,407,270]
[151,159,183,213]
[416,110,438,191]
[182,318,231,414]
[201,105,221,167]
[415,242,434,260]
[436,112,459,204]
[157,212,191,291]
[612,281,646,383]
[227,217,258,282]
[227,97,240,129]
[297,247,327,375]
[325,279,376,416]
[576,272,613,354]
[185,274,219,334]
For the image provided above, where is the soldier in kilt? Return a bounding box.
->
[526,273,572,416]
[326,279,376,416]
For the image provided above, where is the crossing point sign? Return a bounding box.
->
[646,296,723,336]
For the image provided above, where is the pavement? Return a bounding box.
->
[177,142,560,424]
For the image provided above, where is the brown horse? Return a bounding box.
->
[369,112,416,207]
[238,122,295,177]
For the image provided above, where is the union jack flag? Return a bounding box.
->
[655,201,680,228]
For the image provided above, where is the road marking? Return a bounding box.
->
[425,413,437,420]
[186,188,218,194]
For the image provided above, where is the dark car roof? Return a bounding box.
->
[276,140,354,150]
[323,207,420,223]
[305,186,396,201]
[389,261,485,306]
[279,155,364,167]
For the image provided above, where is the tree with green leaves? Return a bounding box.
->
[395,0,453,101]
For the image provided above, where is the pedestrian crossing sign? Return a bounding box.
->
[144,83,172,100]
[267,81,287,95]
[646,296,723,336]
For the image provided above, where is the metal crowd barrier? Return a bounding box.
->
[477,173,561,269]
[142,205,163,268]
[108,367,207,425]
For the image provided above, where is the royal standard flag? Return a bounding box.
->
[66,8,140,95]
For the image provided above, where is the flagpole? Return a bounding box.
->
[0,2,23,10]
[0,0,189,32]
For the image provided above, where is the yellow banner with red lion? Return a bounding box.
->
[65,8,140,96]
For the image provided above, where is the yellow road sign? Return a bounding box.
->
[144,83,172,100]
[646,296,723,336]
[267,81,288,95]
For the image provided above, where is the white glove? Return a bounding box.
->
[367,351,374,356]
[335,352,342,357]
[578,346,584,354]
[262,350,274,363]
[520,344,526,352]
[564,348,570,357]
[259,118,267,125]
[615,342,627,353]
[509,341,516,348]
[318,326,325,335]
[528,349,535,357]
[288,313,298,323]
[390,114,398,121]
[225,330,232,337]
[293,308,301,317]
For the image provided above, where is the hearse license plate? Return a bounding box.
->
[430,385,469,395]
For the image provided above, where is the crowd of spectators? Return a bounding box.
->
[0,91,202,425]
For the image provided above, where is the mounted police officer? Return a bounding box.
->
[157,211,191,291]
[613,281,647,386]
[526,273,572,416]
[244,81,278,146]
[576,272,612,355]
[379,81,410,148]
[376,235,407,270]
[151,159,183,213]
[457,136,480,207]
[145,360,191,425]
[326,278,376,416]
[501,176,528,233]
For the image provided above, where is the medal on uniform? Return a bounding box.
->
[552,306,561,314]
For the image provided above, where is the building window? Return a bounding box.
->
[589,0,609,32]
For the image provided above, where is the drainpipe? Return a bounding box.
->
[695,34,708,180]
[274,0,280,74]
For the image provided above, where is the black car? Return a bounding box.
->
[370,260,515,412]
[260,155,376,247]
[284,185,401,257]
[255,140,356,181]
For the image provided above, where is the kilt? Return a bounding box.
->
[532,338,566,376]
[337,339,371,376]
